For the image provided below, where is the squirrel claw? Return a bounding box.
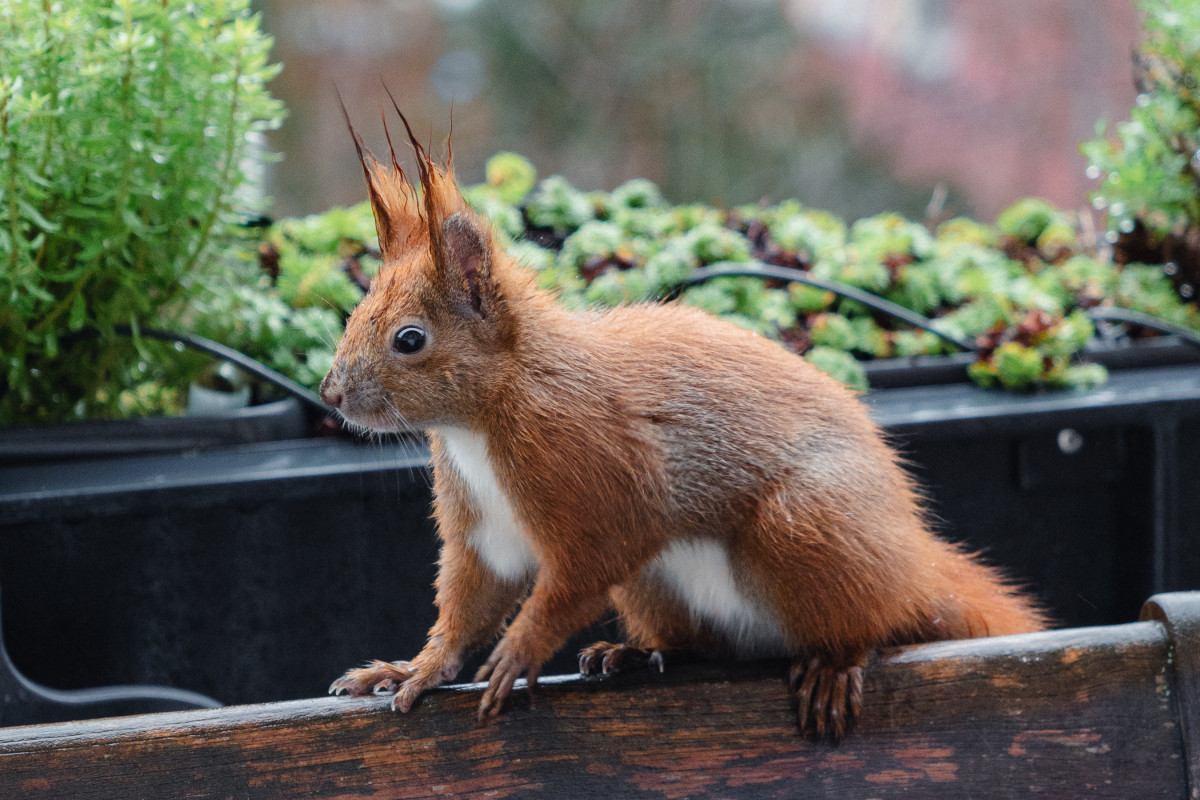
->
[475,641,540,722]
[578,642,664,676]
[790,654,867,742]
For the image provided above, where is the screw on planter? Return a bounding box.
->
[1057,428,1085,456]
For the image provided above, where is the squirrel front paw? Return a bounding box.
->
[330,654,461,712]
[329,659,414,696]
[789,653,867,741]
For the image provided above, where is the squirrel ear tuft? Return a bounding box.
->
[441,213,493,319]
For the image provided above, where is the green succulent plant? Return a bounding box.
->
[485,151,538,205]
[259,157,1198,396]
[525,174,594,235]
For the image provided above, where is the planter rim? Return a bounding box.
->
[863,335,1200,389]
[0,435,428,525]
[867,360,1200,435]
[4,359,1198,523]
[0,396,310,467]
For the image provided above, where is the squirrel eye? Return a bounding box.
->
[393,326,426,355]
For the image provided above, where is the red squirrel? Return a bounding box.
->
[321,104,1049,739]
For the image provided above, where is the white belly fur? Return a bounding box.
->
[651,539,787,657]
[434,426,536,581]
[433,429,784,656]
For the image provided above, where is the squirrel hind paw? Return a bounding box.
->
[578,642,664,676]
[789,654,867,742]
[329,659,414,697]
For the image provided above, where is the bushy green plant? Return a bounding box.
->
[1081,0,1200,239]
[196,200,379,390]
[0,0,283,423]
[264,203,377,314]
[189,282,342,392]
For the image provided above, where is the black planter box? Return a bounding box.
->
[872,360,1200,626]
[1,357,1198,727]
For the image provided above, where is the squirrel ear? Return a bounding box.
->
[440,213,493,319]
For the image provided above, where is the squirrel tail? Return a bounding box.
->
[910,538,1052,642]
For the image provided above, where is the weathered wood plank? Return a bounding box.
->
[0,619,1185,799]
[1144,593,1200,800]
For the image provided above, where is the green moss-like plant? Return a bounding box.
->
[259,151,1200,394]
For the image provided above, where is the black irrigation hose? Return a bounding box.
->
[1087,307,1200,351]
[71,286,1196,417]
[667,261,979,353]
[108,325,333,417]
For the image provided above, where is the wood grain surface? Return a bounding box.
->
[0,609,1191,799]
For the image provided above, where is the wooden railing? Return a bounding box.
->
[1,592,1197,799]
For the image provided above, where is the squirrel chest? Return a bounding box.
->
[435,426,536,581]
[435,425,787,656]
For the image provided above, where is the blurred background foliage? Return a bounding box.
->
[255,0,1137,222]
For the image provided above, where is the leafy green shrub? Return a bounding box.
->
[0,0,283,423]
[1081,0,1200,239]
[1081,0,1200,300]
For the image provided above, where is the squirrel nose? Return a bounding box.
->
[319,374,343,408]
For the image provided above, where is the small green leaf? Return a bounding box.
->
[17,199,61,232]
[67,292,87,331]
